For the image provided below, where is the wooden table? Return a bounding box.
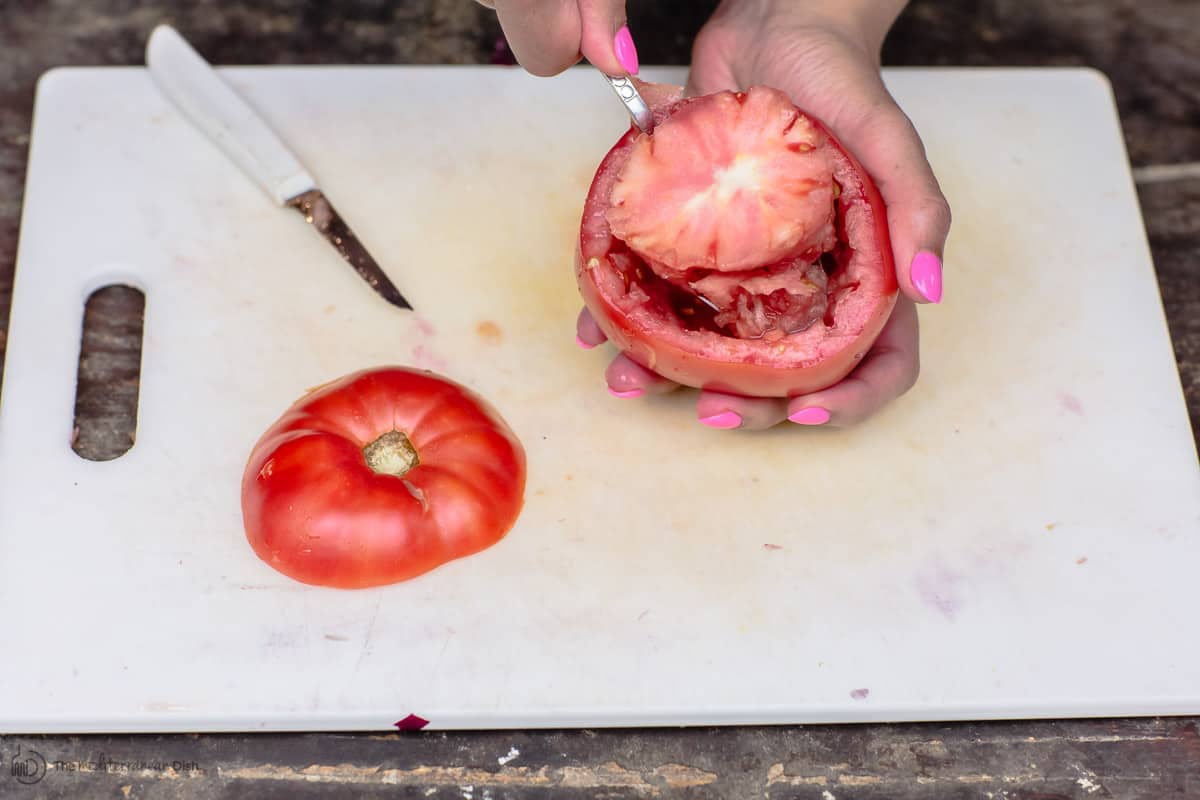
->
[1,1,1197,796]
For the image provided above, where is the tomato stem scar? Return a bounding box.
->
[363,430,419,478]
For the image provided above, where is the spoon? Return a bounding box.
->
[601,74,654,133]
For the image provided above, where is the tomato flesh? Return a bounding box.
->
[577,81,897,398]
[607,87,836,276]
[241,367,526,589]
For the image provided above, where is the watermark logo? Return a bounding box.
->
[6,747,205,785]
[10,746,47,785]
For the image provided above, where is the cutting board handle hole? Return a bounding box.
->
[71,284,145,461]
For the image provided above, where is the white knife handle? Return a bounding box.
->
[145,25,316,205]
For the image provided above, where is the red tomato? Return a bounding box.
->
[241,367,526,589]
[576,83,897,398]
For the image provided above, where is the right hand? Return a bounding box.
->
[474,0,637,77]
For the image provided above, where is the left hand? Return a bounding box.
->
[576,0,951,430]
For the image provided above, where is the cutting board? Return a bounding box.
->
[2,65,1198,734]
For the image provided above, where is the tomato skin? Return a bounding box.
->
[241,367,526,589]
[576,90,898,399]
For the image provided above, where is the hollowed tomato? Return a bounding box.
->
[576,82,897,398]
[241,367,526,589]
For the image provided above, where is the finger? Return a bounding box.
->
[682,25,737,98]
[490,0,584,77]
[786,297,920,427]
[841,101,952,305]
[575,307,608,349]
[695,391,788,431]
[683,65,731,99]
[604,353,678,398]
[577,0,636,76]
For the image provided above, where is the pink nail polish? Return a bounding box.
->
[613,26,639,75]
[576,334,596,350]
[788,406,831,425]
[608,386,644,399]
[699,410,742,430]
[910,250,943,303]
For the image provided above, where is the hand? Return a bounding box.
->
[474,0,638,77]
[577,0,952,430]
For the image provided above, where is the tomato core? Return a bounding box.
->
[598,188,854,342]
[362,430,419,478]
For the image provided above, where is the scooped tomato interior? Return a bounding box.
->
[578,84,897,398]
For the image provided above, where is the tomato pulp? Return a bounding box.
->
[241,367,526,589]
[576,83,897,398]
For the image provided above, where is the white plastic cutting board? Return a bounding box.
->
[1,66,1198,733]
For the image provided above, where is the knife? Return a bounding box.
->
[144,24,412,310]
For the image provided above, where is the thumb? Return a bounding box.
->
[487,1,635,78]
[577,0,637,76]
[842,102,951,305]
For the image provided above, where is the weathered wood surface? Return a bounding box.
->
[4,717,1200,799]
[1,1,1198,797]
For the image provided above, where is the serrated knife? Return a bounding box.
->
[145,24,412,310]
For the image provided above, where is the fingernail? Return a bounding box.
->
[788,406,831,426]
[613,26,639,75]
[910,250,943,303]
[608,386,644,399]
[699,410,742,430]
[576,334,597,350]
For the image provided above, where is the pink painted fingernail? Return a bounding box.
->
[613,26,639,75]
[608,386,644,399]
[576,334,596,350]
[910,250,943,303]
[788,406,831,426]
[699,410,742,430]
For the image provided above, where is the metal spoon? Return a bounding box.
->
[601,74,654,133]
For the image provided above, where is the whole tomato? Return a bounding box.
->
[241,367,526,589]
[576,82,897,398]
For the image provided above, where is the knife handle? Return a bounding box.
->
[145,25,316,205]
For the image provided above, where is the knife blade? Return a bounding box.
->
[144,24,412,310]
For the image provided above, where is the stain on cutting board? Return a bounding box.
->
[476,320,503,343]
[1059,391,1085,416]
[915,569,966,621]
